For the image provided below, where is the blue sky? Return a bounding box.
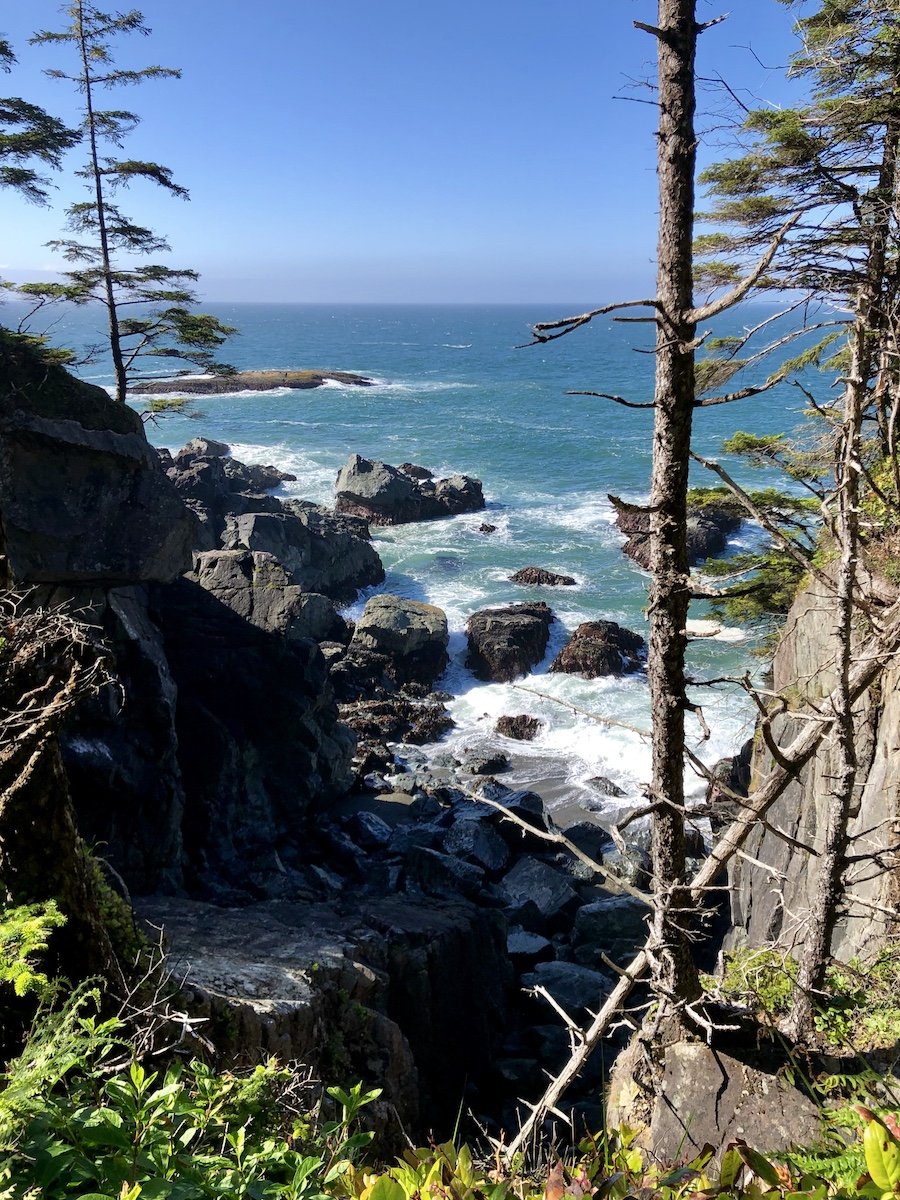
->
[1,1,805,303]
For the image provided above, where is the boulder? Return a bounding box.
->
[0,331,193,585]
[349,594,449,686]
[500,856,579,926]
[495,714,543,741]
[222,457,297,492]
[608,1040,822,1162]
[223,508,384,601]
[175,436,231,460]
[335,454,485,525]
[509,566,576,587]
[521,960,613,1017]
[466,602,554,682]
[587,775,626,798]
[550,620,645,678]
[609,493,742,569]
[192,549,344,642]
[572,894,649,964]
[442,818,510,874]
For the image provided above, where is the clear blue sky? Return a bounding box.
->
[1,1,805,303]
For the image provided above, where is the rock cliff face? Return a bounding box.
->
[726,573,900,962]
[0,336,354,896]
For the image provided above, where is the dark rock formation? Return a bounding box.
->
[550,620,645,678]
[728,572,900,961]
[495,714,543,741]
[221,508,383,601]
[138,894,510,1140]
[335,454,485,525]
[348,594,449,687]
[509,566,576,587]
[0,333,193,586]
[608,493,742,570]
[192,550,346,642]
[607,1040,822,1162]
[466,602,554,682]
[131,369,374,394]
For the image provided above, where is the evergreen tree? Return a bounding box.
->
[0,37,79,204]
[21,3,234,402]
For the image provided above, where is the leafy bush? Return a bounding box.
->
[0,901,65,1000]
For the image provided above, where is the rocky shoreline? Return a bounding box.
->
[130,368,375,395]
[0,342,762,1146]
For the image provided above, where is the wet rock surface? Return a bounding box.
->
[466,602,554,682]
[551,619,645,678]
[335,453,485,525]
[608,493,742,569]
[509,566,576,587]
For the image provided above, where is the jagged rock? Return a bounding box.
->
[704,738,752,836]
[550,620,645,678]
[495,714,543,741]
[509,566,576,587]
[405,846,485,899]
[608,493,742,569]
[152,577,354,893]
[461,750,510,776]
[138,893,510,1140]
[349,594,449,686]
[587,775,627,798]
[521,960,613,1017]
[398,462,433,479]
[478,523,497,534]
[222,509,384,601]
[442,819,510,874]
[602,844,652,890]
[335,453,485,525]
[337,696,454,748]
[729,571,900,961]
[222,457,297,491]
[192,550,345,642]
[466,602,554,682]
[506,927,554,965]
[572,894,649,965]
[175,436,231,460]
[500,856,579,926]
[0,331,193,585]
[132,369,375,394]
[608,1040,822,1162]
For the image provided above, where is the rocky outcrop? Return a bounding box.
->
[130,369,374,394]
[607,1039,822,1163]
[727,572,900,962]
[138,893,510,1140]
[550,620,645,678]
[348,594,449,687]
[466,602,554,682]
[509,566,576,587]
[0,331,193,585]
[335,454,485,525]
[221,507,384,601]
[609,493,741,570]
[192,551,346,642]
[495,714,543,741]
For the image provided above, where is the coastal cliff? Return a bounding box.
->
[726,570,900,962]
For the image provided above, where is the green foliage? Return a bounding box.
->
[715,948,800,1018]
[0,986,380,1199]
[0,901,65,1000]
[82,853,148,968]
[702,546,810,620]
[0,41,79,205]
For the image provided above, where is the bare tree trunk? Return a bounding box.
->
[644,0,702,1015]
[787,119,899,1037]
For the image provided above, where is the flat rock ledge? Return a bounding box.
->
[130,369,374,395]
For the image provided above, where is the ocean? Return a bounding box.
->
[9,299,812,822]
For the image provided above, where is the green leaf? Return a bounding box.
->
[367,1175,408,1200]
[719,1145,743,1190]
[863,1117,900,1192]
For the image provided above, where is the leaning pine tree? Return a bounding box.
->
[22,2,234,402]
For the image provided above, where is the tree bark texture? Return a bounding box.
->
[646,0,702,1012]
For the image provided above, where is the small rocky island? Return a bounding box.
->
[130,368,374,395]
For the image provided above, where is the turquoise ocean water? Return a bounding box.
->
[12,300,813,821]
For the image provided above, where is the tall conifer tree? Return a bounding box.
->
[23,3,233,401]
